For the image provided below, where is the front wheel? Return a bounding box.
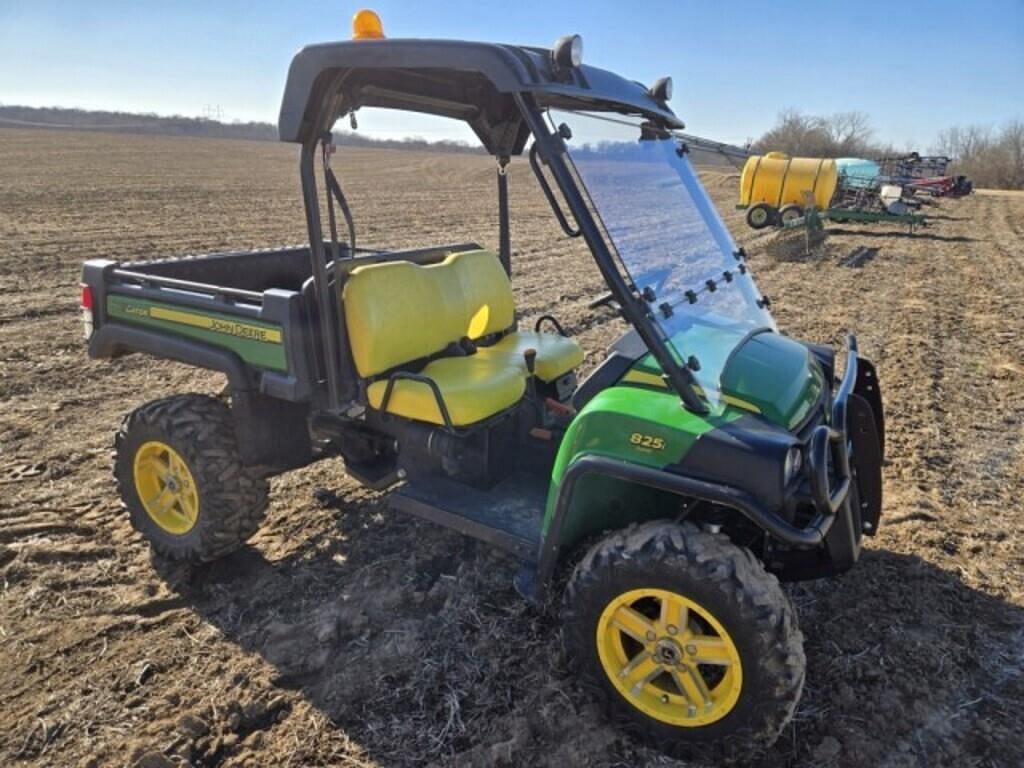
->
[745,203,776,230]
[562,521,804,761]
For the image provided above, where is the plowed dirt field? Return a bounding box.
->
[1,128,1022,767]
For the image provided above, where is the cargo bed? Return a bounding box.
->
[81,242,481,404]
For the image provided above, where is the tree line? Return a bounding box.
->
[0,105,278,141]
[933,123,1024,190]
[5,104,1021,188]
[0,105,482,154]
[753,109,1024,190]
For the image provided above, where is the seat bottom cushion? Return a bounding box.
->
[367,355,525,427]
[479,331,585,382]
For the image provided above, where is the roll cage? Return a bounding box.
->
[279,37,705,413]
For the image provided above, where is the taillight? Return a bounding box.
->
[80,283,95,339]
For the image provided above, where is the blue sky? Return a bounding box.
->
[0,1,1020,148]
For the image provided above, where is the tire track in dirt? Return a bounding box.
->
[743,195,1024,767]
[862,192,1024,765]
[0,522,96,542]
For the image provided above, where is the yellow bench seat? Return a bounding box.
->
[344,248,583,427]
[366,355,526,427]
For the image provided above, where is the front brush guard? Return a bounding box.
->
[808,335,857,516]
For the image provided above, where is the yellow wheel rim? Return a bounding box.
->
[596,588,743,727]
[133,441,199,535]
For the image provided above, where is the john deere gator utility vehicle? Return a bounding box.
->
[80,11,885,759]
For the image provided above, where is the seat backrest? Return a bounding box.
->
[342,249,515,378]
[446,250,515,339]
[343,260,464,378]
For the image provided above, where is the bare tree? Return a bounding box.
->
[753,109,832,156]
[824,111,874,156]
[932,122,1024,189]
[754,109,879,158]
[934,124,992,162]
[998,120,1024,189]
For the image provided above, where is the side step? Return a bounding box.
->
[388,471,547,562]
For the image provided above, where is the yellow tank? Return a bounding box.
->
[739,152,838,210]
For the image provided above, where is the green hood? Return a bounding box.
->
[623,332,823,429]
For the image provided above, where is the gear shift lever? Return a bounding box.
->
[523,348,537,376]
[523,348,538,401]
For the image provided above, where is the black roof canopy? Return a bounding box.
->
[277,38,684,155]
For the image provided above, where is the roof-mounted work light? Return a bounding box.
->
[552,34,583,69]
[352,9,385,40]
[649,77,673,103]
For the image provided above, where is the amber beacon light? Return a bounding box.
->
[352,9,385,39]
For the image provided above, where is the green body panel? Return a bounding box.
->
[542,386,743,546]
[631,331,823,429]
[542,332,822,552]
[106,295,288,372]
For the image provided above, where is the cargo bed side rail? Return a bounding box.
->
[110,268,264,306]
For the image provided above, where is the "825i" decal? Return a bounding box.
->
[629,432,666,451]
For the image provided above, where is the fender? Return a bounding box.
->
[848,392,883,536]
[853,356,885,460]
[89,323,253,391]
[90,324,315,467]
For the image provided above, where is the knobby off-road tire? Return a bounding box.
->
[114,394,268,562]
[562,521,805,763]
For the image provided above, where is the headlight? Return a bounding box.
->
[553,34,583,69]
[784,446,803,486]
[649,77,673,103]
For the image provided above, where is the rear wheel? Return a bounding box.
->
[745,203,775,230]
[778,204,804,226]
[562,521,804,761]
[114,394,268,561]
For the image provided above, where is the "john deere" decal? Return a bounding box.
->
[107,295,287,371]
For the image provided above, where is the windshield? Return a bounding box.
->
[551,110,776,410]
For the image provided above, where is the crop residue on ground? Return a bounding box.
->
[1,128,1022,767]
